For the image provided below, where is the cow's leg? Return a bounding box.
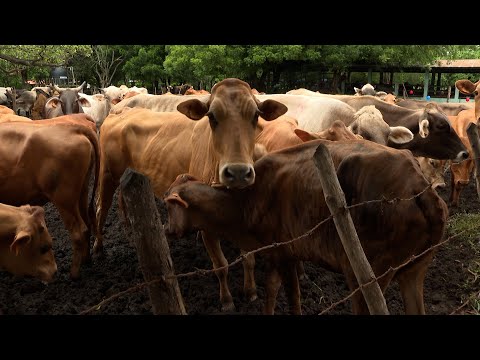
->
[201,231,235,312]
[264,265,282,315]
[449,172,459,207]
[117,190,130,229]
[280,261,302,315]
[396,254,433,315]
[94,171,118,257]
[55,202,90,279]
[241,250,257,302]
[297,261,308,280]
[344,268,394,315]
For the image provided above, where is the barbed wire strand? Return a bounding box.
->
[318,223,480,315]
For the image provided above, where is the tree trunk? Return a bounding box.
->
[120,168,187,315]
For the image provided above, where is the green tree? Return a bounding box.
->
[123,46,167,93]
[0,45,91,87]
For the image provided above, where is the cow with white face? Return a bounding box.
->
[78,93,111,129]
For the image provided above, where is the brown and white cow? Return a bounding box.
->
[0,119,99,279]
[0,203,57,282]
[163,139,448,315]
[315,95,468,161]
[95,79,287,309]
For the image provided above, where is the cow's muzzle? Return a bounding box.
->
[220,163,255,189]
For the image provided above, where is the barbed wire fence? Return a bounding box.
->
[78,182,480,315]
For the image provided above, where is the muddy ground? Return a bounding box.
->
[1,168,479,315]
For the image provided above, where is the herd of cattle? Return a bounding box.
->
[0,77,479,315]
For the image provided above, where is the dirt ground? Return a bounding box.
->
[1,168,479,315]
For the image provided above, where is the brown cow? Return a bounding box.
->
[163,139,448,314]
[95,78,287,310]
[0,203,57,282]
[416,157,447,191]
[447,111,475,207]
[0,114,33,123]
[31,88,53,120]
[0,120,99,279]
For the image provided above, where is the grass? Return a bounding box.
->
[446,213,480,315]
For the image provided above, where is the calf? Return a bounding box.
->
[0,203,57,282]
[164,140,448,314]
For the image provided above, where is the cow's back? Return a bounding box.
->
[249,140,448,274]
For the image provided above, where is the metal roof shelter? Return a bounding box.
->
[346,59,480,101]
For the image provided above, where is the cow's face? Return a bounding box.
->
[451,159,474,186]
[416,157,447,190]
[163,174,203,238]
[456,79,480,123]
[393,104,468,162]
[51,82,86,116]
[3,207,57,282]
[177,78,287,189]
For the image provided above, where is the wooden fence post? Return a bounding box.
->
[313,143,389,315]
[466,123,480,201]
[120,168,187,315]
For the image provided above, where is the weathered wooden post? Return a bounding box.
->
[120,168,187,315]
[466,123,480,201]
[313,143,389,315]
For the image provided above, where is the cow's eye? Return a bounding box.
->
[39,244,52,255]
[474,91,478,96]
[208,113,218,129]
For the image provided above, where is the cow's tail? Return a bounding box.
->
[82,126,100,238]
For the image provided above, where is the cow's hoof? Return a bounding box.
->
[244,288,258,302]
[221,302,236,312]
[299,273,309,281]
[70,271,80,281]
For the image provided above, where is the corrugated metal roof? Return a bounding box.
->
[433,59,480,68]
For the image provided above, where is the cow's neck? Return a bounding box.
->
[189,118,218,185]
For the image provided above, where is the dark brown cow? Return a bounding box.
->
[95,79,287,310]
[0,119,99,279]
[0,203,57,282]
[164,140,448,314]
[31,88,53,120]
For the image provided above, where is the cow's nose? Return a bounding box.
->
[221,164,255,188]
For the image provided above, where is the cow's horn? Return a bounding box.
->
[74,81,86,92]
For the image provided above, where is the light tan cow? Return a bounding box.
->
[0,120,99,279]
[0,203,57,282]
[95,78,287,311]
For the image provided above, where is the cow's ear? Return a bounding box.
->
[419,119,429,138]
[455,79,476,95]
[177,99,209,120]
[10,230,32,256]
[354,87,361,95]
[388,126,414,144]
[78,97,91,107]
[257,100,288,121]
[165,193,189,208]
[294,128,317,142]
[45,97,62,109]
